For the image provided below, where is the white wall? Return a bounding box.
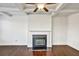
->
[0,14,67,46]
[0,16,28,45]
[52,15,67,45]
[28,14,52,47]
[0,14,52,46]
[2,13,79,49]
[28,14,51,31]
[67,13,79,50]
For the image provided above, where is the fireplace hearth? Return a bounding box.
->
[32,35,47,50]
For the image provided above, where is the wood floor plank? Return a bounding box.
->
[0,45,78,56]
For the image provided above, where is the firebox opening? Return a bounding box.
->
[32,35,47,50]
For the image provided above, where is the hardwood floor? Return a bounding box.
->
[0,45,79,56]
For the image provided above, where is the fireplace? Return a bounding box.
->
[32,35,47,49]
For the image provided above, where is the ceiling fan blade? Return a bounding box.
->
[46,3,56,4]
[25,3,35,4]
[43,7,48,12]
[33,8,38,12]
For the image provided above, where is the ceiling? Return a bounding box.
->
[0,3,79,16]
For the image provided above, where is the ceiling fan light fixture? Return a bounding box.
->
[37,4,45,10]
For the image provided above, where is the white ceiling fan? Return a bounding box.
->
[22,3,56,12]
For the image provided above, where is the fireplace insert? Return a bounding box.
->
[32,35,47,49]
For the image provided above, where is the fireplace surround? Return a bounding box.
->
[28,31,52,48]
[32,35,47,49]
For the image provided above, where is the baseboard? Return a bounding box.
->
[0,45,27,47]
[53,43,66,45]
[52,45,67,47]
[0,44,27,45]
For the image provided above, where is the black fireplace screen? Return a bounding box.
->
[32,35,47,49]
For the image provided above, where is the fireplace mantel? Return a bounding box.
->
[28,31,52,47]
[30,31,51,32]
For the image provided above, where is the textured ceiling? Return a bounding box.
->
[0,3,79,16]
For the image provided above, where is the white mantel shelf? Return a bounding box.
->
[29,31,51,32]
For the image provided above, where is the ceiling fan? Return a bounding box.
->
[24,3,56,12]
